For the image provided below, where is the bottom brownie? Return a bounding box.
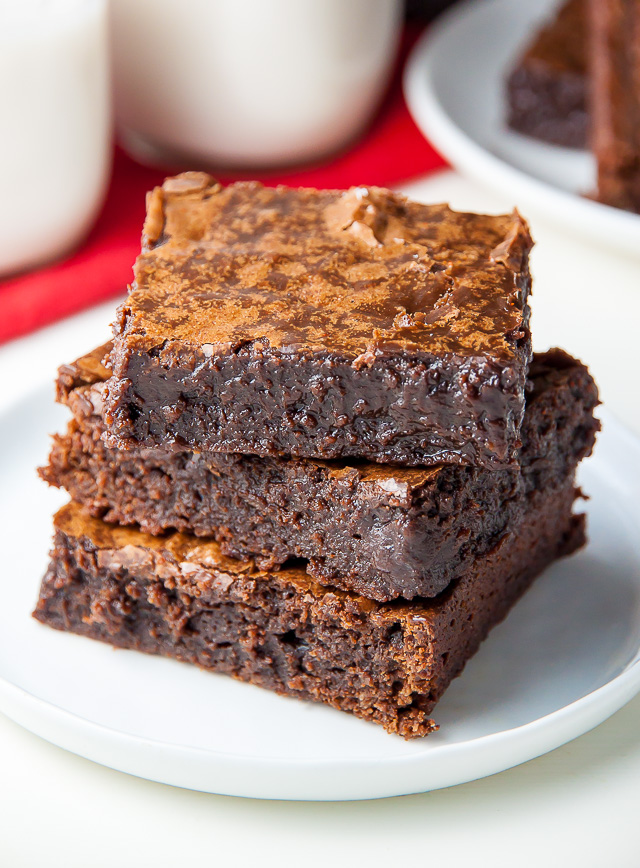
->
[35,490,585,738]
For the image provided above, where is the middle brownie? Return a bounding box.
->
[44,344,599,602]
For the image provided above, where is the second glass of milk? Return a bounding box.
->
[110,0,402,170]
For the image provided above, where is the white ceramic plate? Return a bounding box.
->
[403,0,640,258]
[1,369,640,801]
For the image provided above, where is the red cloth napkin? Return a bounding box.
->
[0,28,445,346]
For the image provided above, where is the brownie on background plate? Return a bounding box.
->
[102,174,533,469]
[507,0,589,149]
[591,0,640,212]
[44,345,599,602]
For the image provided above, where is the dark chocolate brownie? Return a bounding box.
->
[34,490,585,738]
[45,345,599,602]
[591,0,640,212]
[102,174,533,468]
[507,0,589,149]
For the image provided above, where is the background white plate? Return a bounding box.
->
[1,373,640,799]
[403,0,640,258]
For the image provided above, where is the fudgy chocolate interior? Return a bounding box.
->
[34,488,585,738]
[46,345,599,601]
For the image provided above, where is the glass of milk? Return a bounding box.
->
[0,0,111,277]
[110,0,402,169]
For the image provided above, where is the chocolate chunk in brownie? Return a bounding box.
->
[102,175,533,468]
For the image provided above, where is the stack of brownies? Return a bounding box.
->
[34,176,599,737]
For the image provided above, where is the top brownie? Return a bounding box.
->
[103,174,533,467]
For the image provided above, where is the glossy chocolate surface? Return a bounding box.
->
[129,175,531,359]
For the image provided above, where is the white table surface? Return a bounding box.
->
[1,170,639,867]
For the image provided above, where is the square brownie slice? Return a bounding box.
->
[507,0,589,148]
[103,175,533,468]
[46,345,599,602]
[34,489,584,738]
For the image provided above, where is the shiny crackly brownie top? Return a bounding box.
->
[117,173,533,361]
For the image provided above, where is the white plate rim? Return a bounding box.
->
[2,580,640,801]
[402,0,640,257]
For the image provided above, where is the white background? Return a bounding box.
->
[1,170,639,866]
